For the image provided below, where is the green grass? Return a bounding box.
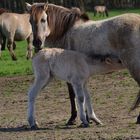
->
[1,8,140,76]
[0,41,32,76]
[88,8,140,20]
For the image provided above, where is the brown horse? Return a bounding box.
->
[94,6,109,17]
[0,12,33,60]
[26,3,140,128]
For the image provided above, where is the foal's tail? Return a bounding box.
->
[130,91,140,111]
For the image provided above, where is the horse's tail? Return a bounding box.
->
[105,8,109,17]
[130,91,140,111]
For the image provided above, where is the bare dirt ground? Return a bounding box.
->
[0,70,140,140]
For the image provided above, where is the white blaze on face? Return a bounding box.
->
[38,11,50,42]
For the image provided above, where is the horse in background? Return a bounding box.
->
[0,12,33,60]
[26,3,140,128]
[94,6,109,17]
[0,8,16,51]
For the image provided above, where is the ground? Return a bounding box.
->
[0,70,140,140]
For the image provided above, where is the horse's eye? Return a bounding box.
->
[41,19,46,23]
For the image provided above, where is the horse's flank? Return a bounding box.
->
[0,12,33,60]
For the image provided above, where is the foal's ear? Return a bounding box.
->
[44,2,48,11]
[25,3,32,12]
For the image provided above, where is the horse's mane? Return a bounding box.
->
[31,4,89,41]
[47,4,89,41]
[0,8,9,15]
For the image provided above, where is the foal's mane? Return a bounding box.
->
[31,4,89,41]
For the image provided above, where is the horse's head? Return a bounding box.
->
[26,3,50,52]
[26,3,90,52]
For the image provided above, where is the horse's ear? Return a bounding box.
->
[105,58,112,65]
[44,2,48,11]
[25,3,32,12]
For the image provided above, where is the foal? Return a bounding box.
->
[28,48,123,129]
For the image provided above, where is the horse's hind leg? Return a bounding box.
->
[7,38,17,60]
[83,84,102,125]
[66,83,77,125]
[72,82,89,127]
[26,34,33,59]
[123,53,140,124]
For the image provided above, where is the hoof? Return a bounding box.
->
[30,124,39,130]
[78,123,89,128]
[136,115,140,124]
[12,57,17,61]
[66,120,76,126]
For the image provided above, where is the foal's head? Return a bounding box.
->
[26,3,50,52]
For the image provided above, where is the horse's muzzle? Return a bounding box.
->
[33,39,42,48]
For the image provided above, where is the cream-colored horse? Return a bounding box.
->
[94,6,109,17]
[0,12,33,60]
[28,48,123,129]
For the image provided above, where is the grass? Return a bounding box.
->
[88,8,140,20]
[1,8,140,76]
[0,41,32,76]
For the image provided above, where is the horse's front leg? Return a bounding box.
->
[7,39,17,60]
[26,34,33,59]
[66,83,77,125]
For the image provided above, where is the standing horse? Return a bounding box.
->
[28,48,123,128]
[94,6,109,17]
[26,3,140,127]
[0,8,13,51]
[0,12,33,60]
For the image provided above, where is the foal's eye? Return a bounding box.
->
[41,19,46,23]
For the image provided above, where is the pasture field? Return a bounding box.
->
[0,8,140,140]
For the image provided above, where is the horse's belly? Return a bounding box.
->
[14,32,29,41]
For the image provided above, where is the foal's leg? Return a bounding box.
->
[66,83,77,125]
[26,34,33,59]
[83,85,102,125]
[28,65,51,129]
[72,82,89,127]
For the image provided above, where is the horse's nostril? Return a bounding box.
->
[33,39,42,47]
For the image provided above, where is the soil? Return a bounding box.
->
[0,70,140,140]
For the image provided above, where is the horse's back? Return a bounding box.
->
[63,13,140,59]
[0,13,32,40]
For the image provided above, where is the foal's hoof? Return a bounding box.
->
[78,123,89,128]
[30,124,39,130]
[136,115,140,124]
